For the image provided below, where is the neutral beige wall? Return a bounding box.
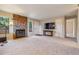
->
[27,18,40,36]
[54,17,65,37]
[77,9,79,43]
[33,20,40,35]
[0,11,13,39]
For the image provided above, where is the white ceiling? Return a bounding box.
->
[0,4,78,20]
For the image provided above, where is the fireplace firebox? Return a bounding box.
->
[16,29,25,38]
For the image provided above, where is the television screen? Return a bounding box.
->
[45,22,55,29]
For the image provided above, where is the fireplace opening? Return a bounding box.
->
[16,29,25,38]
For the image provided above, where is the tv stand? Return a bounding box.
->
[43,30,53,36]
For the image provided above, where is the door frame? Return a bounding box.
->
[64,15,77,39]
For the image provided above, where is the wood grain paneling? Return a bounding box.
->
[13,14,27,39]
[13,14,27,25]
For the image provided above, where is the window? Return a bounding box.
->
[0,16,9,34]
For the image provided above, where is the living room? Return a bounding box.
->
[0,4,79,55]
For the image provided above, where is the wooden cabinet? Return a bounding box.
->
[43,30,53,36]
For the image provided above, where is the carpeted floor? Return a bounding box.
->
[0,36,79,55]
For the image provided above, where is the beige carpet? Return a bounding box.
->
[0,36,79,55]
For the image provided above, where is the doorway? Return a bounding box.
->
[65,16,77,41]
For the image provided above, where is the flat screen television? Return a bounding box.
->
[45,22,55,29]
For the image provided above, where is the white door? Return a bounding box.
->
[66,18,76,38]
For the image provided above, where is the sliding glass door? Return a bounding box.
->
[0,16,9,43]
